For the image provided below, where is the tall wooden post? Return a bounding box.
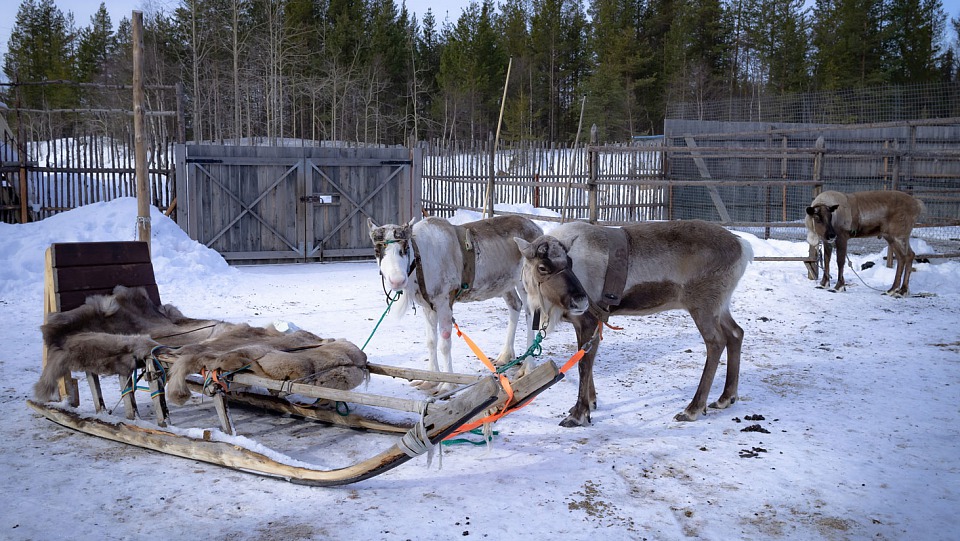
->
[484,57,512,219]
[806,136,826,280]
[133,11,151,250]
[587,125,598,224]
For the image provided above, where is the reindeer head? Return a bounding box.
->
[805,203,840,246]
[514,235,590,334]
[368,217,416,291]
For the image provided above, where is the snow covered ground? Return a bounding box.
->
[1,198,958,540]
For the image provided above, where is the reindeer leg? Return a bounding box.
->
[495,290,522,373]
[833,238,847,292]
[709,311,743,411]
[818,241,833,289]
[561,314,600,428]
[898,240,915,297]
[678,310,726,422]
[434,303,457,394]
[413,306,442,392]
[515,283,537,379]
[886,237,913,297]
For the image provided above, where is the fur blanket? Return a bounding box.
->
[38,285,368,405]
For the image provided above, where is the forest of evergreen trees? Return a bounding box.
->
[3,0,959,146]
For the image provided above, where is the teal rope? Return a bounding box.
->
[202,364,251,392]
[495,331,545,374]
[361,290,402,351]
[442,427,499,446]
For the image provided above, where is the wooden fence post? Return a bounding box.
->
[133,11,151,250]
[587,125,598,224]
[806,136,826,280]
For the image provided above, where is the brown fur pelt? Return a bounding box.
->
[165,324,368,405]
[37,285,368,405]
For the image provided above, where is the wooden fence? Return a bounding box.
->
[422,118,960,246]
[0,80,183,224]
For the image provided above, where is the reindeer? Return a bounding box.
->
[805,190,924,297]
[368,215,543,391]
[515,220,752,427]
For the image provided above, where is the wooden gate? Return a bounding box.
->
[175,145,421,262]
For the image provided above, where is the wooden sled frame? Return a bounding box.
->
[27,241,563,486]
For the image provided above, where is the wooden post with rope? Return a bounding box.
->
[133,11,151,251]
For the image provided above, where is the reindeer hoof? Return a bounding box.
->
[674,406,706,421]
[709,395,737,410]
[560,412,590,427]
[411,380,456,396]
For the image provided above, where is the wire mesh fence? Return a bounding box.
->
[665,81,960,125]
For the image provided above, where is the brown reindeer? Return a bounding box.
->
[805,190,924,297]
[515,220,753,427]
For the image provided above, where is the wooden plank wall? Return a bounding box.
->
[176,144,419,263]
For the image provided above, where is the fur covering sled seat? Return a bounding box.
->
[37,285,368,405]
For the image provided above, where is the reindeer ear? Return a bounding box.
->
[406,216,418,227]
[828,204,840,212]
[367,217,379,231]
[514,237,534,258]
[805,206,816,216]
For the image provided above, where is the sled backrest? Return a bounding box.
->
[45,241,160,313]
[42,241,160,405]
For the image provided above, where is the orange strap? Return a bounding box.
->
[560,320,609,374]
[444,319,615,439]
[447,322,517,440]
[200,368,229,393]
[559,349,585,374]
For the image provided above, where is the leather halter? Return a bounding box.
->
[589,227,630,322]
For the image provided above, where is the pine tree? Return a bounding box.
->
[496,0,534,142]
[581,0,645,141]
[741,0,811,94]
[662,0,732,113]
[437,1,508,142]
[882,0,947,84]
[413,9,443,140]
[75,3,117,84]
[813,0,886,88]
[3,0,77,109]
[529,0,588,140]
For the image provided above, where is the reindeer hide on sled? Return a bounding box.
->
[37,285,368,405]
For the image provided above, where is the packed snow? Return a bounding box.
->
[1,198,958,540]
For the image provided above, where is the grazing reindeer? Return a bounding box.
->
[369,215,543,390]
[805,190,924,297]
[515,221,752,427]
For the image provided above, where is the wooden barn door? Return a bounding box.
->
[178,146,305,261]
[303,147,418,260]
[176,145,420,263]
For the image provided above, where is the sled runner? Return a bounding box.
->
[28,241,562,486]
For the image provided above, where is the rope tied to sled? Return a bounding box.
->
[398,398,441,467]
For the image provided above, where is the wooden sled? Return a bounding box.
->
[29,241,563,486]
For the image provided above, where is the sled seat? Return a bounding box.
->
[42,241,168,423]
